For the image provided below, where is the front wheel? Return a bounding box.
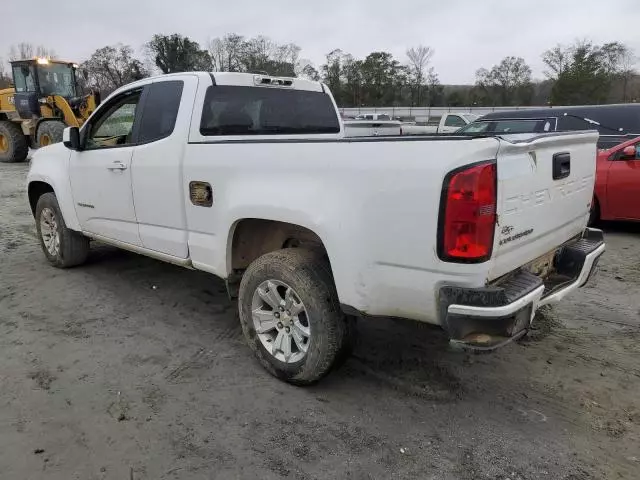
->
[238,249,351,385]
[35,193,90,268]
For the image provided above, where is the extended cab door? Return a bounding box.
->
[130,76,199,258]
[69,87,144,246]
[606,141,640,220]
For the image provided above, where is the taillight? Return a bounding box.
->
[438,161,497,263]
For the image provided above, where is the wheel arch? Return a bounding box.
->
[27,169,82,232]
[28,181,55,216]
[226,218,334,297]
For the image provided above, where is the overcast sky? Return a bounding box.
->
[2,0,638,84]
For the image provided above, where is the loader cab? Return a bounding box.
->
[10,58,80,118]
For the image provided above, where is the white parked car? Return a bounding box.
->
[27,72,605,384]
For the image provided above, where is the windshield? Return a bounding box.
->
[456,118,554,135]
[37,63,77,97]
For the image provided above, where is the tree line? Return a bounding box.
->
[1,34,638,107]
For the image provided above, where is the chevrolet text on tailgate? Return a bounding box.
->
[26,72,605,385]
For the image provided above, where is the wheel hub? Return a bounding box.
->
[40,207,60,256]
[251,279,311,364]
[40,134,51,147]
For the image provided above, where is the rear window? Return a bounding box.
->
[200,86,340,136]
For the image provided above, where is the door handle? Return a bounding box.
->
[107,161,127,171]
[552,152,570,180]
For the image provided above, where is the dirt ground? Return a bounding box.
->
[1,161,639,480]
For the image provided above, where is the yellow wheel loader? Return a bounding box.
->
[0,57,100,163]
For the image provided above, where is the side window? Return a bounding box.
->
[85,89,142,149]
[444,115,466,127]
[138,81,184,143]
[12,65,37,92]
[616,143,640,161]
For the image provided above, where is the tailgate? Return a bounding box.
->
[489,131,599,280]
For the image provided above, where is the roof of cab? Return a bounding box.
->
[105,71,327,106]
[211,72,324,92]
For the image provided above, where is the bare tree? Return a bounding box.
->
[83,44,148,95]
[0,57,11,88]
[297,59,319,79]
[9,42,56,61]
[542,44,571,80]
[208,33,245,72]
[426,67,443,106]
[406,45,433,105]
[476,56,532,105]
[619,48,638,102]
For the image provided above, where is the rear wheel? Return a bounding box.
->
[238,249,352,385]
[37,120,67,148]
[35,193,90,268]
[0,120,28,163]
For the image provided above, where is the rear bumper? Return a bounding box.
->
[439,228,605,350]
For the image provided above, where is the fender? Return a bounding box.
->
[26,143,81,232]
[217,179,364,309]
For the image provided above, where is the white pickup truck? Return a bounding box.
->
[343,113,402,137]
[26,72,605,385]
[401,112,479,135]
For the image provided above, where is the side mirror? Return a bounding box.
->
[62,127,81,151]
[82,69,89,81]
[621,145,637,159]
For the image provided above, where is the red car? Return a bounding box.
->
[592,136,640,223]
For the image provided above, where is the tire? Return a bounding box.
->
[35,192,90,268]
[36,120,67,148]
[0,120,29,163]
[238,249,351,385]
[589,197,600,226]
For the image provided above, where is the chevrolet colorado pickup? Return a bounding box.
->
[26,72,605,384]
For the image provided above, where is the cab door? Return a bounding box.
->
[130,77,198,258]
[68,87,144,246]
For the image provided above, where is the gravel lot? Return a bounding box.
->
[1,161,639,480]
